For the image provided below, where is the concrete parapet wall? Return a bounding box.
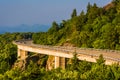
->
[17,44,120,65]
[13,40,120,68]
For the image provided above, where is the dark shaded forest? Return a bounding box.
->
[0,0,120,80]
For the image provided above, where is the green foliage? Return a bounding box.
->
[70,52,79,70]
[32,2,120,50]
[1,1,120,80]
[1,53,120,80]
[0,32,33,74]
[30,2,120,79]
[48,21,59,34]
[71,9,77,18]
[96,54,105,65]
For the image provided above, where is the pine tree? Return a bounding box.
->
[96,54,105,65]
[71,9,77,18]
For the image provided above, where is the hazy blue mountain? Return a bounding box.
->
[0,24,50,34]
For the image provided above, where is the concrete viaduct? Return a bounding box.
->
[13,40,120,69]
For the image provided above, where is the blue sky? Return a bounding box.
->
[0,0,112,26]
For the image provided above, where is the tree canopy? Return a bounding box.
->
[1,1,120,80]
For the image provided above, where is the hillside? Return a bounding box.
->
[103,2,114,10]
[33,1,120,50]
[0,0,120,80]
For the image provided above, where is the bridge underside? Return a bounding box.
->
[13,40,120,69]
[18,49,66,69]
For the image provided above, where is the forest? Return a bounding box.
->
[0,0,120,80]
[33,0,120,50]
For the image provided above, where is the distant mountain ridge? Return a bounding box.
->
[0,24,50,34]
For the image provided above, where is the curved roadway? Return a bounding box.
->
[13,40,120,64]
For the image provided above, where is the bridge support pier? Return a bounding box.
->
[55,56,65,69]
[18,49,28,60]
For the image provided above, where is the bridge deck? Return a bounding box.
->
[13,40,120,62]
